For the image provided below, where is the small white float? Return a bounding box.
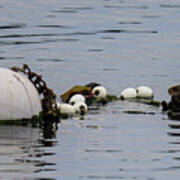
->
[57,103,76,115]
[0,68,42,120]
[91,86,107,99]
[120,87,137,100]
[136,86,153,99]
[69,94,85,105]
[74,101,88,115]
[57,101,88,116]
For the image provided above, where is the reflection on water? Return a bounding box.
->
[0,0,180,179]
[0,24,26,29]
[160,4,180,8]
[0,119,58,179]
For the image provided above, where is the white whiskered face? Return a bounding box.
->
[74,102,88,115]
[69,94,85,105]
[92,86,107,99]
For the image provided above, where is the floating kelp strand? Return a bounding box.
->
[106,94,119,102]
[88,93,161,107]
[123,110,156,115]
[107,94,161,107]
[132,99,161,107]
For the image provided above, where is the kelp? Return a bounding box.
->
[106,94,119,102]
[60,85,92,103]
[0,111,60,126]
[123,110,156,115]
[106,94,161,107]
[130,98,161,107]
[86,93,162,110]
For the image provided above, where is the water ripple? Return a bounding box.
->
[52,9,78,13]
[159,150,180,153]
[0,33,58,38]
[88,49,103,52]
[0,23,26,29]
[161,4,180,8]
[0,38,77,46]
[102,68,118,71]
[37,25,74,29]
[118,21,142,24]
[62,6,94,10]
[153,166,180,171]
[142,15,161,19]
[169,142,180,144]
[0,56,24,60]
[85,149,122,153]
[63,32,96,36]
[61,29,158,37]
[80,175,124,179]
[52,6,94,13]
[0,40,44,45]
[98,29,158,34]
[104,5,148,9]
[37,58,65,62]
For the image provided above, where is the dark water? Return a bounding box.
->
[1,0,180,179]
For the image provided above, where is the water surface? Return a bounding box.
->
[0,0,180,179]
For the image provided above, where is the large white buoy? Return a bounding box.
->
[0,68,42,120]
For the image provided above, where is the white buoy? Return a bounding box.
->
[136,86,153,99]
[92,86,107,99]
[0,68,42,120]
[74,101,88,115]
[69,94,85,105]
[57,101,88,116]
[120,87,137,100]
[57,103,76,115]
